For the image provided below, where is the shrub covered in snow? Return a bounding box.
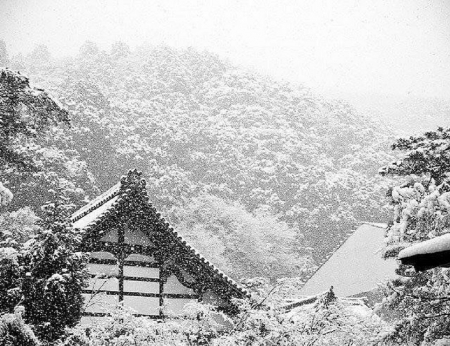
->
[0,183,13,208]
[0,313,40,346]
[59,303,229,346]
[58,289,388,346]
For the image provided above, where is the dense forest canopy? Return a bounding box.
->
[2,41,398,281]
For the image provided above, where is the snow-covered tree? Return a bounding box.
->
[170,193,316,281]
[28,45,51,67]
[0,68,93,344]
[0,247,21,315]
[0,68,96,214]
[0,207,38,314]
[110,41,130,59]
[379,127,450,344]
[79,41,100,59]
[19,189,89,343]
[18,42,395,276]
[0,182,13,208]
[59,302,230,346]
[58,288,387,346]
[0,68,69,172]
[0,313,40,346]
[0,207,38,248]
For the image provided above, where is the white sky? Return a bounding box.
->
[1,0,449,99]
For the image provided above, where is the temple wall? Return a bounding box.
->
[82,249,210,319]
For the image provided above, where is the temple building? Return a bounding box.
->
[72,170,249,324]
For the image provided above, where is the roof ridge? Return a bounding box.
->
[71,169,145,222]
[361,222,387,229]
[71,182,121,222]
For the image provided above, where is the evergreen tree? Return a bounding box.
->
[380,127,450,185]
[20,189,89,343]
[379,127,450,344]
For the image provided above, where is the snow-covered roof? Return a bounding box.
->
[72,194,120,229]
[398,234,450,259]
[72,183,120,223]
[298,223,397,297]
[398,233,450,271]
[71,170,250,299]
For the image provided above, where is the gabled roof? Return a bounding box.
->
[298,223,398,297]
[71,169,250,299]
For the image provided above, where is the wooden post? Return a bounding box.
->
[159,263,164,318]
[118,227,125,302]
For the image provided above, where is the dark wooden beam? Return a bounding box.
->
[83,290,198,299]
[83,311,160,319]
[118,227,125,302]
[89,257,159,268]
[159,263,164,318]
[89,274,160,282]
[400,249,450,272]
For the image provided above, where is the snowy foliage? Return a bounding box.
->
[0,68,96,214]
[9,43,396,266]
[19,191,89,343]
[0,189,89,343]
[59,290,388,346]
[171,194,316,281]
[0,207,38,249]
[0,182,13,207]
[379,128,450,345]
[0,42,404,345]
[60,303,230,346]
[380,128,450,185]
[0,313,40,346]
[0,247,21,315]
[0,68,69,172]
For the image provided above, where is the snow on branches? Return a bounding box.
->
[0,182,13,206]
[379,127,450,344]
[0,68,69,171]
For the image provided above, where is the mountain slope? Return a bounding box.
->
[9,43,396,278]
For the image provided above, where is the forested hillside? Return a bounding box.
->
[3,42,396,280]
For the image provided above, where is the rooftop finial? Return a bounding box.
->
[120,169,145,191]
